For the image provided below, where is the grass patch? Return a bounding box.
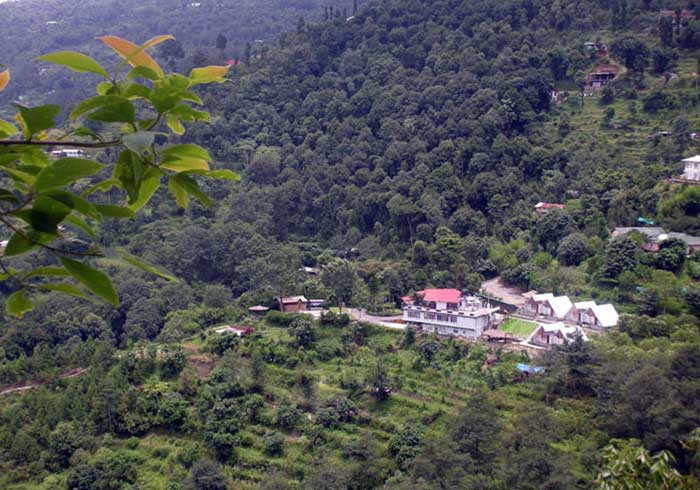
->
[500,318,538,338]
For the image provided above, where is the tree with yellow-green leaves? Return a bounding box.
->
[0,35,237,317]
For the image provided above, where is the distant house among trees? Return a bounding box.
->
[586,64,619,90]
[682,155,700,182]
[535,202,565,215]
[612,227,700,254]
[532,323,588,347]
[277,296,308,313]
[214,325,254,337]
[658,9,699,28]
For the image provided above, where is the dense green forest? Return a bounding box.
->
[1,0,700,488]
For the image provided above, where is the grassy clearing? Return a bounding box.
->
[500,318,538,338]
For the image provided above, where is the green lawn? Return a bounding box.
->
[500,318,538,338]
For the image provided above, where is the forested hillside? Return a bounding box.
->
[1,0,700,488]
[0,0,337,105]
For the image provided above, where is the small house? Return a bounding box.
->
[567,301,619,329]
[277,296,308,313]
[215,325,254,337]
[658,9,699,28]
[532,322,588,347]
[586,64,619,90]
[50,149,85,159]
[523,293,573,320]
[682,155,700,182]
[535,202,565,215]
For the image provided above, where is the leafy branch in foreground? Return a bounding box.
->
[0,35,239,317]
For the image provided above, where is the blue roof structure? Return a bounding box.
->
[516,363,544,374]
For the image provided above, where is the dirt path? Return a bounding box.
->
[481,277,527,306]
[0,367,88,396]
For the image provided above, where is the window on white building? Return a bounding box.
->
[437,313,450,322]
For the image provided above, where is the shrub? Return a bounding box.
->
[265,311,296,327]
[275,405,302,430]
[263,431,285,457]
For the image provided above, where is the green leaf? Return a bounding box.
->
[127,66,160,81]
[73,127,104,141]
[161,144,211,161]
[14,104,60,138]
[0,119,17,137]
[160,157,209,173]
[120,253,178,282]
[188,65,230,85]
[3,167,36,185]
[122,83,151,99]
[59,257,119,306]
[81,178,121,197]
[0,189,20,204]
[27,195,73,233]
[46,191,100,220]
[169,104,210,122]
[37,283,89,299]
[96,81,116,96]
[122,131,155,155]
[70,95,135,123]
[128,166,161,211]
[166,115,185,135]
[95,204,135,218]
[22,266,70,280]
[35,158,105,192]
[37,51,110,79]
[187,169,240,181]
[168,176,189,208]
[113,150,143,203]
[7,289,33,318]
[4,232,37,256]
[64,214,96,239]
[171,174,212,207]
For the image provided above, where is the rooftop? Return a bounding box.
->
[592,304,619,328]
[416,288,462,304]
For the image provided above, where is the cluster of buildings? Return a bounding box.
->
[522,293,619,330]
[400,288,619,350]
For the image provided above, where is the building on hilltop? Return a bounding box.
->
[402,290,499,339]
[682,155,700,182]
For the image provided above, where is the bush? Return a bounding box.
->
[265,311,296,327]
[275,405,302,430]
[263,431,285,456]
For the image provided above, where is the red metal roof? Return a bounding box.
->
[417,289,462,304]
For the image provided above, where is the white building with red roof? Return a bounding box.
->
[402,290,499,339]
